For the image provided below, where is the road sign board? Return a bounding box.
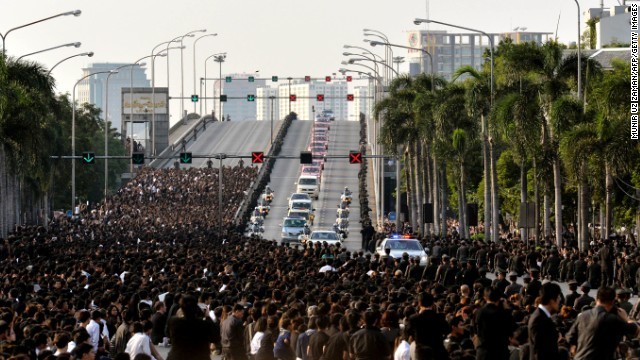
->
[180,152,192,164]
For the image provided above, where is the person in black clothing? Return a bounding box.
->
[406,292,449,360]
[360,222,375,251]
[528,282,563,360]
[474,287,516,360]
[587,257,602,289]
[491,269,509,295]
[348,309,391,360]
[565,280,580,309]
[150,301,167,345]
[221,304,248,360]
[566,287,639,360]
[524,268,542,305]
[307,315,329,360]
[573,282,595,311]
[256,316,278,360]
[166,295,219,360]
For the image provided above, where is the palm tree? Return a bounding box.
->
[453,65,497,243]
[0,55,57,236]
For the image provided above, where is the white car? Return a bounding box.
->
[304,230,342,246]
[376,236,429,266]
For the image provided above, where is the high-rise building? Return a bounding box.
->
[213,73,265,121]
[352,85,370,122]
[405,30,553,80]
[77,63,150,132]
[256,87,279,121]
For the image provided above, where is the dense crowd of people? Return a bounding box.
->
[0,166,640,360]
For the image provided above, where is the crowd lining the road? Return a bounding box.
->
[0,166,639,360]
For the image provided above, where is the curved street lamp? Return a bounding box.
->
[1,10,81,54]
[17,42,81,61]
[370,40,434,90]
[193,33,217,113]
[204,52,227,115]
[47,51,93,75]
[179,29,206,120]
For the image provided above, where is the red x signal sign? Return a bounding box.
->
[346,94,354,101]
[304,75,311,82]
[325,76,331,82]
[346,76,352,82]
[349,151,362,164]
[289,94,297,101]
[316,94,325,102]
[252,151,264,164]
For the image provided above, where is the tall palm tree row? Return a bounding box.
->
[0,55,128,237]
[373,39,638,247]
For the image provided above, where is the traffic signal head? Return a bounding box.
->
[300,151,313,164]
[325,76,331,82]
[272,76,278,82]
[247,94,255,102]
[248,76,255,82]
[191,94,199,102]
[304,75,311,82]
[289,94,297,101]
[132,152,145,165]
[346,75,352,82]
[349,151,362,164]
[82,152,95,165]
[220,94,227,102]
[225,76,232,83]
[316,94,324,102]
[180,152,192,164]
[252,151,264,164]
[347,94,354,101]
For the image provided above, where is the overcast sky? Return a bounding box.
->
[1,0,616,120]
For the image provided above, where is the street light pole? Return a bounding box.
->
[47,51,93,76]
[193,33,217,114]
[180,29,207,121]
[214,54,226,120]
[104,69,123,198]
[72,70,113,212]
[369,41,435,90]
[1,10,81,54]
[573,0,582,101]
[287,77,292,115]
[17,42,81,60]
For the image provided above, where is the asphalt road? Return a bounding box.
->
[157,120,282,168]
[261,120,314,242]
[313,121,362,252]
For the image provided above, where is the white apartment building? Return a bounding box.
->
[352,85,370,122]
[256,87,280,121]
[77,63,149,132]
[405,30,552,80]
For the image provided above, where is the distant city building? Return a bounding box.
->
[256,87,279,121]
[278,80,349,120]
[77,63,149,133]
[585,5,631,48]
[405,30,553,80]
[213,73,265,121]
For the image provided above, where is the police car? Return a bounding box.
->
[376,235,429,266]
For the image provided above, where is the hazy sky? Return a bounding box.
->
[1,0,614,120]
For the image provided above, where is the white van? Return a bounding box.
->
[297,175,320,200]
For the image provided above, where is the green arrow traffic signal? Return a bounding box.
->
[82,152,95,165]
[132,152,145,165]
[271,76,278,82]
[180,152,192,164]
[248,76,255,82]
[247,94,255,102]
[191,94,199,102]
[225,76,232,83]
[220,94,227,102]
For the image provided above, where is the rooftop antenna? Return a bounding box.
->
[555,12,561,40]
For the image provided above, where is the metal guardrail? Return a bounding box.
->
[150,114,217,168]
[233,116,294,228]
